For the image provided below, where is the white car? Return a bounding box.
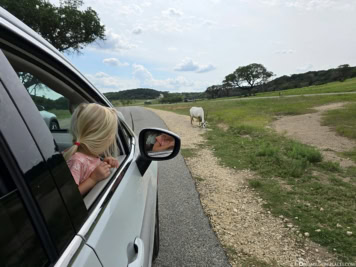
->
[37,105,61,130]
[0,7,180,267]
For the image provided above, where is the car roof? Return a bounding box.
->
[0,6,111,107]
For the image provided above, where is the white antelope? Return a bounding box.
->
[190,107,207,128]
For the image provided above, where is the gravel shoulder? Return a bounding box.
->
[148,108,336,266]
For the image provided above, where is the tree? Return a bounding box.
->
[0,0,105,53]
[338,64,351,82]
[224,63,274,95]
[205,85,221,99]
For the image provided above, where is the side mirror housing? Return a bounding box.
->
[136,128,181,176]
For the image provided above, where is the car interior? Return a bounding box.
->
[2,47,130,209]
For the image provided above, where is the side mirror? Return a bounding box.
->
[139,128,181,161]
[136,128,181,176]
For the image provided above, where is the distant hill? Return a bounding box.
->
[259,65,356,92]
[104,88,164,101]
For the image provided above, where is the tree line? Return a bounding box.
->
[206,63,356,99]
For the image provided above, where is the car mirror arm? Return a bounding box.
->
[136,155,152,176]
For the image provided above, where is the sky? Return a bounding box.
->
[51,0,356,93]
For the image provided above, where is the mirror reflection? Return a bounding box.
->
[144,131,176,158]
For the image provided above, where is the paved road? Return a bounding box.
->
[117,106,230,267]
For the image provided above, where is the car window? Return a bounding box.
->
[2,48,127,210]
[18,71,71,130]
[0,160,49,267]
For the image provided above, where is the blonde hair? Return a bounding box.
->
[63,103,118,161]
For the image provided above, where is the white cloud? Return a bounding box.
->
[132,26,143,35]
[118,4,143,16]
[133,64,154,82]
[103,58,129,67]
[260,0,355,10]
[296,63,313,72]
[274,49,296,54]
[132,64,206,91]
[174,58,216,73]
[141,1,152,7]
[162,8,183,17]
[94,29,137,52]
[202,19,217,27]
[196,64,216,73]
[167,47,178,51]
[86,72,139,92]
[174,58,200,72]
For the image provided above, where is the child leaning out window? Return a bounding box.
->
[63,103,119,196]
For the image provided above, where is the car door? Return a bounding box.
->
[0,42,157,266]
[0,50,103,266]
[76,121,158,267]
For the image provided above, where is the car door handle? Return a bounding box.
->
[127,237,144,267]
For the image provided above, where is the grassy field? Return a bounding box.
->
[256,77,356,97]
[151,93,356,261]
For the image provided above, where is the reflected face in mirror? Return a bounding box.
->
[145,131,176,158]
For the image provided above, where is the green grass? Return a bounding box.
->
[318,161,341,172]
[256,77,356,97]
[152,93,356,261]
[180,148,198,158]
[343,149,356,163]
[322,102,356,141]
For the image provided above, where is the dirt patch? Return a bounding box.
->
[217,123,229,132]
[149,108,336,266]
[272,103,356,168]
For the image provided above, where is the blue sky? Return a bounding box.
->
[53,0,356,93]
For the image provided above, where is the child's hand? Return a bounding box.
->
[103,157,119,168]
[89,162,111,182]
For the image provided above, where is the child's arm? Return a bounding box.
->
[78,177,97,196]
[78,162,111,195]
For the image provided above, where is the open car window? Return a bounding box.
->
[1,48,128,210]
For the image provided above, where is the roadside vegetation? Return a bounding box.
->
[151,92,356,262]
